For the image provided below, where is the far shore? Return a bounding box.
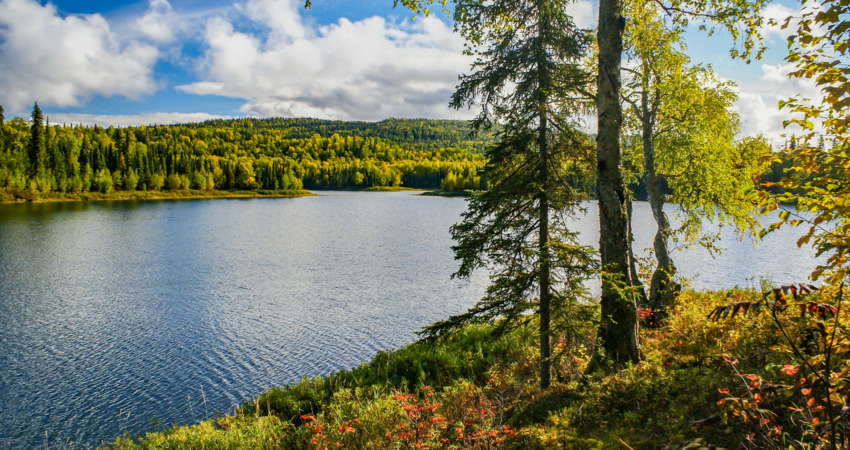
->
[0,189,316,204]
[419,189,475,197]
[0,187,470,204]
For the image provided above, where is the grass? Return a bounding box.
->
[105,287,834,449]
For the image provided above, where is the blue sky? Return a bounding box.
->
[0,0,816,143]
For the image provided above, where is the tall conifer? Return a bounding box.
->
[420,0,595,388]
[28,102,45,177]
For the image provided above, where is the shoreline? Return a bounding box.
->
[0,189,317,204]
[419,189,475,197]
[0,187,458,205]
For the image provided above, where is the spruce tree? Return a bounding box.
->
[420,0,596,388]
[28,102,45,178]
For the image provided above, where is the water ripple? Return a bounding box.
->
[0,194,820,449]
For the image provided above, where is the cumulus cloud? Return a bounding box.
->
[178,0,473,120]
[0,0,161,112]
[733,63,819,145]
[47,112,233,128]
[134,0,179,43]
[242,0,308,41]
[759,2,798,41]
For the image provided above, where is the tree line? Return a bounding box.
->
[184,117,498,153]
[0,107,487,199]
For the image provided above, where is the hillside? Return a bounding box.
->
[0,117,491,201]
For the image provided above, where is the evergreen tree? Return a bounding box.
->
[0,104,4,127]
[28,102,45,178]
[420,0,595,388]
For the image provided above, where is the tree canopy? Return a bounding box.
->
[621,0,771,311]
[0,116,487,199]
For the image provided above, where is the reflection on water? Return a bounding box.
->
[0,193,819,448]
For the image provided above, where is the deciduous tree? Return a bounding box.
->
[769,0,850,284]
[622,0,770,312]
[588,0,768,372]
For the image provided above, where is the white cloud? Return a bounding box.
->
[47,112,233,127]
[0,0,160,112]
[178,0,474,120]
[242,0,308,41]
[733,62,819,145]
[566,0,596,29]
[134,0,178,43]
[759,2,798,41]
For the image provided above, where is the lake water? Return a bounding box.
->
[0,191,820,448]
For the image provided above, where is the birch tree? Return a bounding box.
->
[622,0,771,312]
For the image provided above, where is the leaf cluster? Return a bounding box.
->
[422,129,597,340]
[769,0,850,284]
[711,283,850,449]
[622,0,772,248]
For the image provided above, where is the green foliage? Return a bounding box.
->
[620,0,773,313]
[299,383,515,449]
[710,284,850,448]
[421,0,597,389]
[28,102,45,177]
[248,325,529,421]
[185,117,496,154]
[109,285,850,449]
[93,169,114,194]
[0,118,488,201]
[648,0,769,63]
[767,0,850,284]
[107,414,295,449]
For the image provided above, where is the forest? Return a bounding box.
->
[0,105,797,204]
[0,112,489,201]
[183,117,497,153]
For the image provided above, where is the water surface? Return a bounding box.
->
[0,192,819,448]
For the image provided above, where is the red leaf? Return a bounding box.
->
[781,364,799,376]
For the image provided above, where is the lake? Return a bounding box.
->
[0,191,819,448]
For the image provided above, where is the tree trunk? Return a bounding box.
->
[586,0,640,373]
[627,198,648,306]
[641,87,679,314]
[539,111,551,389]
[537,2,552,389]
[622,155,647,306]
